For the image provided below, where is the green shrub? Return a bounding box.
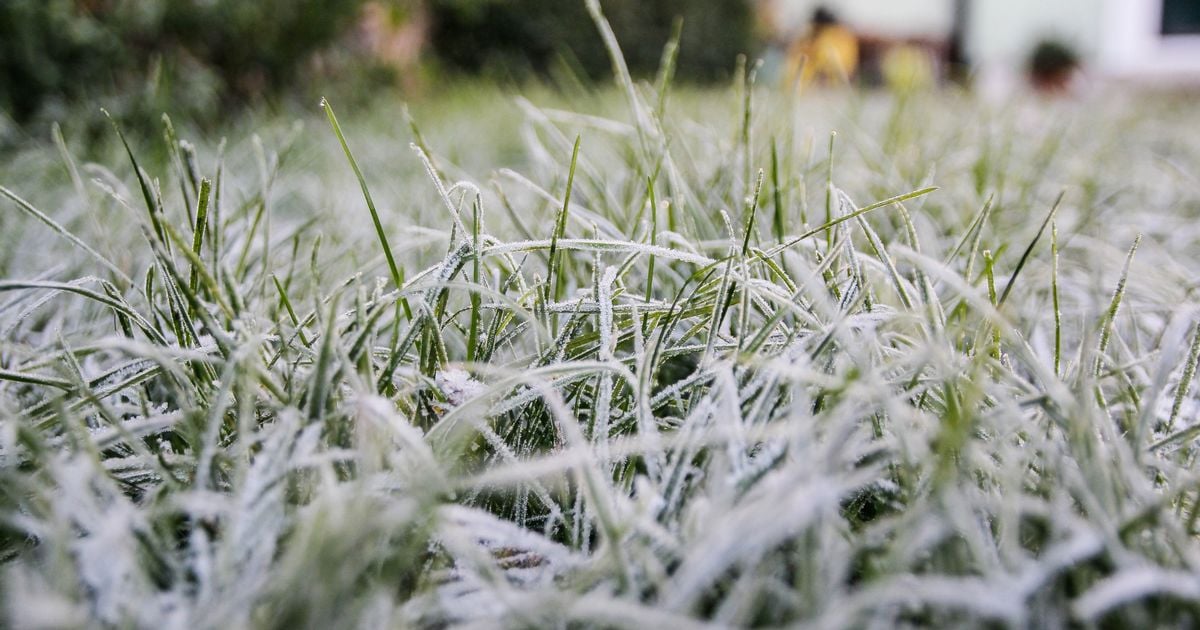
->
[157,0,367,101]
[0,0,367,137]
[0,0,128,123]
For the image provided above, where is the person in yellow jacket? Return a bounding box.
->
[786,6,859,90]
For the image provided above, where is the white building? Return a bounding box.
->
[766,0,1200,83]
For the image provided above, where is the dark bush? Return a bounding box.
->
[158,0,367,101]
[427,0,756,83]
[0,0,127,123]
[1028,39,1079,80]
[0,0,367,133]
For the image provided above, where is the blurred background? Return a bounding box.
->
[2,0,1198,146]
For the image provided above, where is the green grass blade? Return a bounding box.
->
[765,186,938,257]
[997,190,1063,306]
[0,185,132,287]
[321,98,408,314]
[188,178,212,296]
[1094,234,1142,378]
[547,135,582,308]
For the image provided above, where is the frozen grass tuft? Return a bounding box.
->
[4,14,1200,628]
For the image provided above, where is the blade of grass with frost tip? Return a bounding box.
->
[1150,421,1200,453]
[51,122,87,204]
[983,249,1000,360]
[188,178,211,296]
[702,255,736,368]
[997,190,1063,307]
[764,186,938,258]
[144,265,162,332]
[964,200,997,294]
[944,194,993,272]
[1167,322,1200,433]
[747,248,798,293]
[308,293,341,423]
[181,140,202,198]
[351,286,374,382]
[739,58,758,197]
[0,368,74,391]
[158,261,200,351]
[145,224,234,357]
[467,196,483,362]
[1052,222,1062,376]
[162,115,195,222]
[654,16,683,121]
[104,109,169,250]
[493,179,535,242]
[251,135,275,300]
[405,105,445,183]
[845,189,912,311]
[0,280,165,345]
[824,131,836,248]
[584,0,652,159]
[160,218,233,322]
[52,122,112,262]
[735,267,761,346]
[741,170,765,258]
[644,177,659,305]
[0,185,132,287]
[272,274,311,347]
[234,196,266,277]
[1095,234,1141,378]
[771,138,785,243]
[896,201,945,330]
[103,282,137,340]
[321,98,410,319]
[547,135,582,309]
[412,145,471,240]
[211,138,226,270]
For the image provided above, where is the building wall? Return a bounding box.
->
[766,0,954,39]
[1099,0,1200,79]
[967,0,1102,69]
[764,0,1200,80]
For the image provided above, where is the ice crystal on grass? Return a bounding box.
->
[436,368,486,408]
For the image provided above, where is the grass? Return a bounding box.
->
[3,12,1200,628]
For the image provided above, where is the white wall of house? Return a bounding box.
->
[766,0,1200,80]
[1099,0,1200,79]
[967,0,1102,68]
[768,0,954,38]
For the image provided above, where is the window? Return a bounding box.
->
[1161,0,1200,35]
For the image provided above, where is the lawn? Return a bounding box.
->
[3,50,1200,627]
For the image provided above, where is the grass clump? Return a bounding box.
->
[3,14,1200,629]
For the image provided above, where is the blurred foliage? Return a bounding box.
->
[0,0,368,142]
[157,1,366,98]
[0,0,759,147]
[0,0,129,123]
[1027,38,1080,87]
[427,0,756,83]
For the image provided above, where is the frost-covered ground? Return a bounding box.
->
[3,24,1200,627]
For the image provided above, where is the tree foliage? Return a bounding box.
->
[0,0,366,127]
[428,0,756,82]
